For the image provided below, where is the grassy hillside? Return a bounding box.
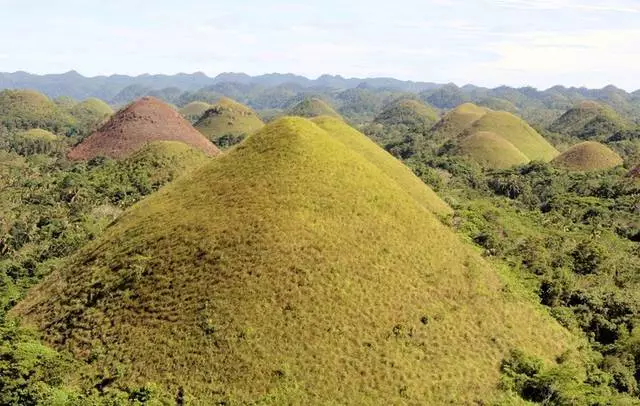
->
[179,101,212,122]
[16,128,57,141]
[550,101,629,140]
[13,117,572,404]
[468,111,559,161]
[69,97,113,133]
[552,141,624,171]
[194,97,264,148]
[0,89,75,132]
[430,102,489,141]
[312,116,452,216]
[373,99,439,128]
[286,97,341,119]
[457,131,530,169]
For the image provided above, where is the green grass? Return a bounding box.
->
[194,97,264,146]
[457,131,530,169]
[286,97,341,119]
[312,116,452,216]
[374,99,439,127]
[14,117,574,404]
[550,100,629,140]
[0,89,75,132]
[69,98,113,131]
[179,101,212,122]
[469,111,559,162]
[552,141,624,171]
[430,102,490,141]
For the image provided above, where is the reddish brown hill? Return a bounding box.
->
[68,97,220,160]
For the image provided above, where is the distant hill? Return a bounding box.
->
[0,89,75,132]
[468,111,559,161]
[552,141,624,171]
[14,116,572,404]
[549,100,630,140]
[194,97,264,148]
[373,99,439,129]
[178,101,211,122]
[68,96,220,160]
[286,97,341,119]
[433,103,559,168]
[456,131,530,169]
[430,103,489,141]
[68,97,113,131]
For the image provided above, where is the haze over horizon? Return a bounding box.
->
[1,0,639,91]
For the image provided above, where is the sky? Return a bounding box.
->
[1,0,639,90]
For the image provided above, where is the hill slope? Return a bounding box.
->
[312,116,452,216]
[179,101,211,122]
[194,97,264,147]
[286,97,341,119]
[468,111,559,161]
[549,100,629,140]
[68,96,220,160]
[457,131,530,169]
[14,117,572,404]
[430,102,489,141]
[552,141,624,171]
[69,97,113,130]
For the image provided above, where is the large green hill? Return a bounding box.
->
[430,102,489,141]
[14,117,572,404]
[457,131,530,169]
[549,100,629,140]
[0,89,75,132]
[179,101,212,122]
[286,97,341,119]
[373,99,439,129]
[194,97,264,148]
[468,111,559,162]
[552,141,624,171]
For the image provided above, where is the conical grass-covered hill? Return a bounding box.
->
[430,102,489,141]
[0,89,75,131]
[456,131,530,169]
[69,97,113,130]
[373,99,439,130]
[14,117,574,404]
[68,96,220,160]
[552,141,624,171]
[194,97,265,148]
[179,101,212,122]
[467,111,559,162]
[286,97,341,119]
[549,100,629,140]
[432,103,559,168]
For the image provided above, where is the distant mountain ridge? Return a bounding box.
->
[0,70,441,101]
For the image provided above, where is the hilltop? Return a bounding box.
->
[430,102,489,141]
[68,96,220,160]
[286,97,341,118]
[69,97,113,130]
[549,100,629,140]
[0,89,75,132]
[373,99,439,129]
[194,97,264,148]
[14,117,572,404]
[552,141,624,171]
[179,101,212,122]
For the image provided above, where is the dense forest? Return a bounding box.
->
[0,76,639,404]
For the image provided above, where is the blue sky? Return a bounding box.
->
[1,0,639,90]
